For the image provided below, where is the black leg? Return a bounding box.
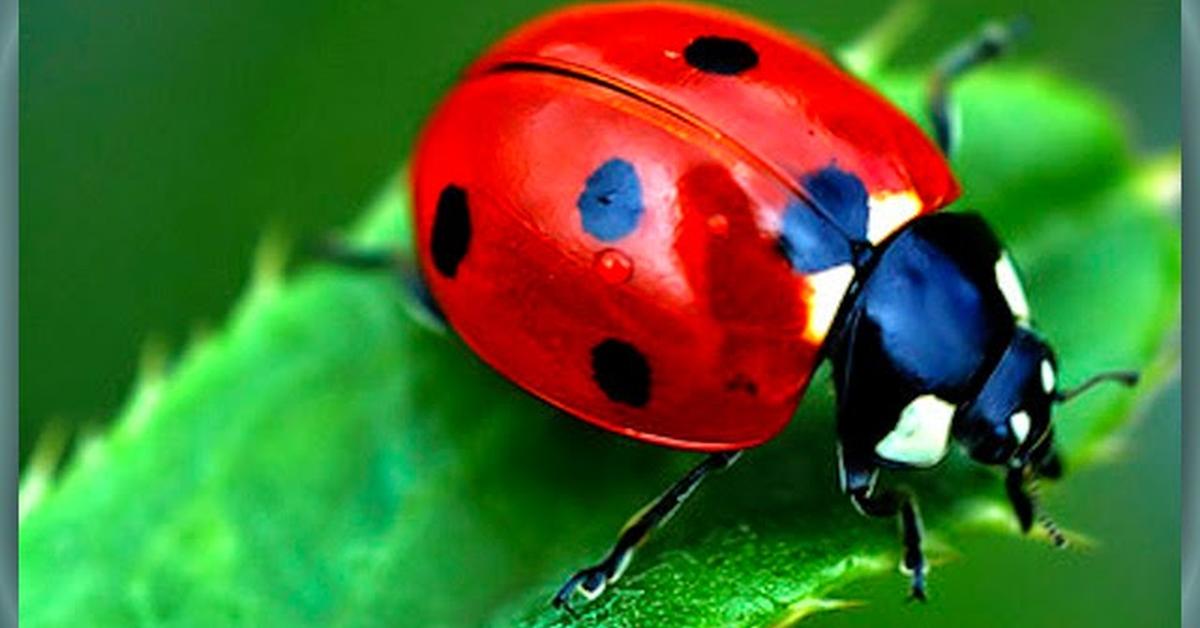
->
[552,451,741,614]
[1005,466,1035,532]
[850,485,927,601]
[1006,466,1068,548]
[311,236,446,326]
[928,17,1029,155]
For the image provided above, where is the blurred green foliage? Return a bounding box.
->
[20,1,1180,627]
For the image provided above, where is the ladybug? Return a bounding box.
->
[338,1,1141,611]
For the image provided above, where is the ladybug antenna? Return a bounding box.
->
[1008,466,1068,548]
[1026,476,1068,548]
[1052,370,1139,403]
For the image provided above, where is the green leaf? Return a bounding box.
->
[19,65,1178,627]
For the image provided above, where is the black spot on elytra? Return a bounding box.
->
[802,165,870,237]
[431,185,471,278]
[684,36,758,75]
[578,159,644,241]
[778,165,871,273]
[591,339,651,407]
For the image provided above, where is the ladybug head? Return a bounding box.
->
[953,328,1138,472]
[949,328,1137,541]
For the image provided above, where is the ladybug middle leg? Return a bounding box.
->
[927,17,1029,155]
[552,450,741,614]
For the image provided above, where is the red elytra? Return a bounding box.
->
[411,2,960,451]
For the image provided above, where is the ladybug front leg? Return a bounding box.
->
[927,17,1028,155]
[551,451,741,615]
[850,484,927,601]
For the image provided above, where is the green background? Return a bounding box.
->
[20,1,1179,626]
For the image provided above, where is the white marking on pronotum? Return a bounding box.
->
[1041,359,1056,394]
[875,395,956,467]
[995,253,1031,321]
[803,263,855,343]
[1010,410,1032,444]
[866,191,922,243]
